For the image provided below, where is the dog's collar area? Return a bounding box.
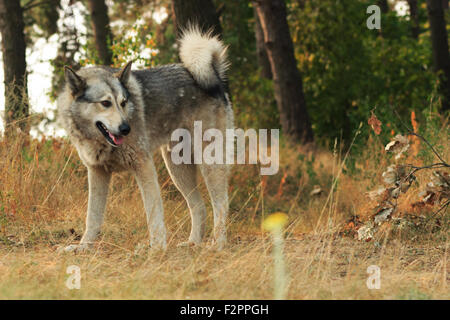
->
[95,121,124,147]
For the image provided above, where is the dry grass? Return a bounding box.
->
[0,127,448,299]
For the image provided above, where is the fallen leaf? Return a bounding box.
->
[310,185,323,196]
[358,224,374,241]
[385,134,410,160]
[431,171,449,188]
[374,207,394,225]
[367,187,387,201]
[368,113,382,135]
[382,165,398,185]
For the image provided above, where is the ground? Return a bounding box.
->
[1,234,448,299]
[0,133,448,299]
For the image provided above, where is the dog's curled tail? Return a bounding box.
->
[179,25,229,91]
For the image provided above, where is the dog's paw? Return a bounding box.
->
[207,239,227,251]
[149,242,167,252]
[57,243,91,254]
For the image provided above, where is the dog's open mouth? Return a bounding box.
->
[96,122,124,146]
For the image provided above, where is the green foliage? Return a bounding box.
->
[150,22,177,65]
[109,22,159,68]
[305,156,319,186]
[289,0,439,146]
[229,72,279,130]
[417,108,449,164]
[215,0,443,147]
[218,0,256,73]
[45,0,446,148]
[218,0,279,130]
[22,0,61,40]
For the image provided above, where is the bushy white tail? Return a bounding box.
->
[179,26,229,90]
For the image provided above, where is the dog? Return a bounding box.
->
[57,27,233,252]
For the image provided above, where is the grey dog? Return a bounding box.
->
[57,27,233,252]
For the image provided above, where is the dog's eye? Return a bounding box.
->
[101,100,112,107]
[120,101,127,108]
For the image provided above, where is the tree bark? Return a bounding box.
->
[426,0,450,112]
[87,0,113,66]
[254,0,314,143]
[378,0,389,13]
[0,0,29,132]
[172,0,222,37]
[407,0,420,39]
[253,6,272,79]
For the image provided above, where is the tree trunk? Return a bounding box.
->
[172,0,222,37]
[407,0,420,39]
[253,6,272,79]
[442,0,449,10]
[378,0,389,13]
[426,0,450,112]
[0,0,29,132]
[254,0,314,143]
[87,0,113,66]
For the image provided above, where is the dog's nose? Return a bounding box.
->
[119,122,131,136]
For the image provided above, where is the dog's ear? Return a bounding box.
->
[64,66,86,96]
[116,61,133,85]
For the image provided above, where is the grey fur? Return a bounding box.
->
[58,31,233,252]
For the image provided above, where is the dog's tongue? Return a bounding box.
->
[108,132,124,145]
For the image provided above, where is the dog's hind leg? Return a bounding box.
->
[63,166,111,253]
[161,147,206,245]
[134,156,167,250]
[199,163,229,250]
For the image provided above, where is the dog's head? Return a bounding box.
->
[64,62,135,147]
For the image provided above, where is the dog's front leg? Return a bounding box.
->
[134,157,167,250]
[81,166,111,243]
[63,166,111,253]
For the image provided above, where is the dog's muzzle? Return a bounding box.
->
[96,121,129,147]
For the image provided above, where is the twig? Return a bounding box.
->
[41,148,74,205]
[408,132,448,166]
[393,109,448,166]
[399,163,447,170]
[366,110,449,233]
[402,163,449,182]
[424,200,450,225]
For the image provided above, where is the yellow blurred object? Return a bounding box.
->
[263,212,288,231]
